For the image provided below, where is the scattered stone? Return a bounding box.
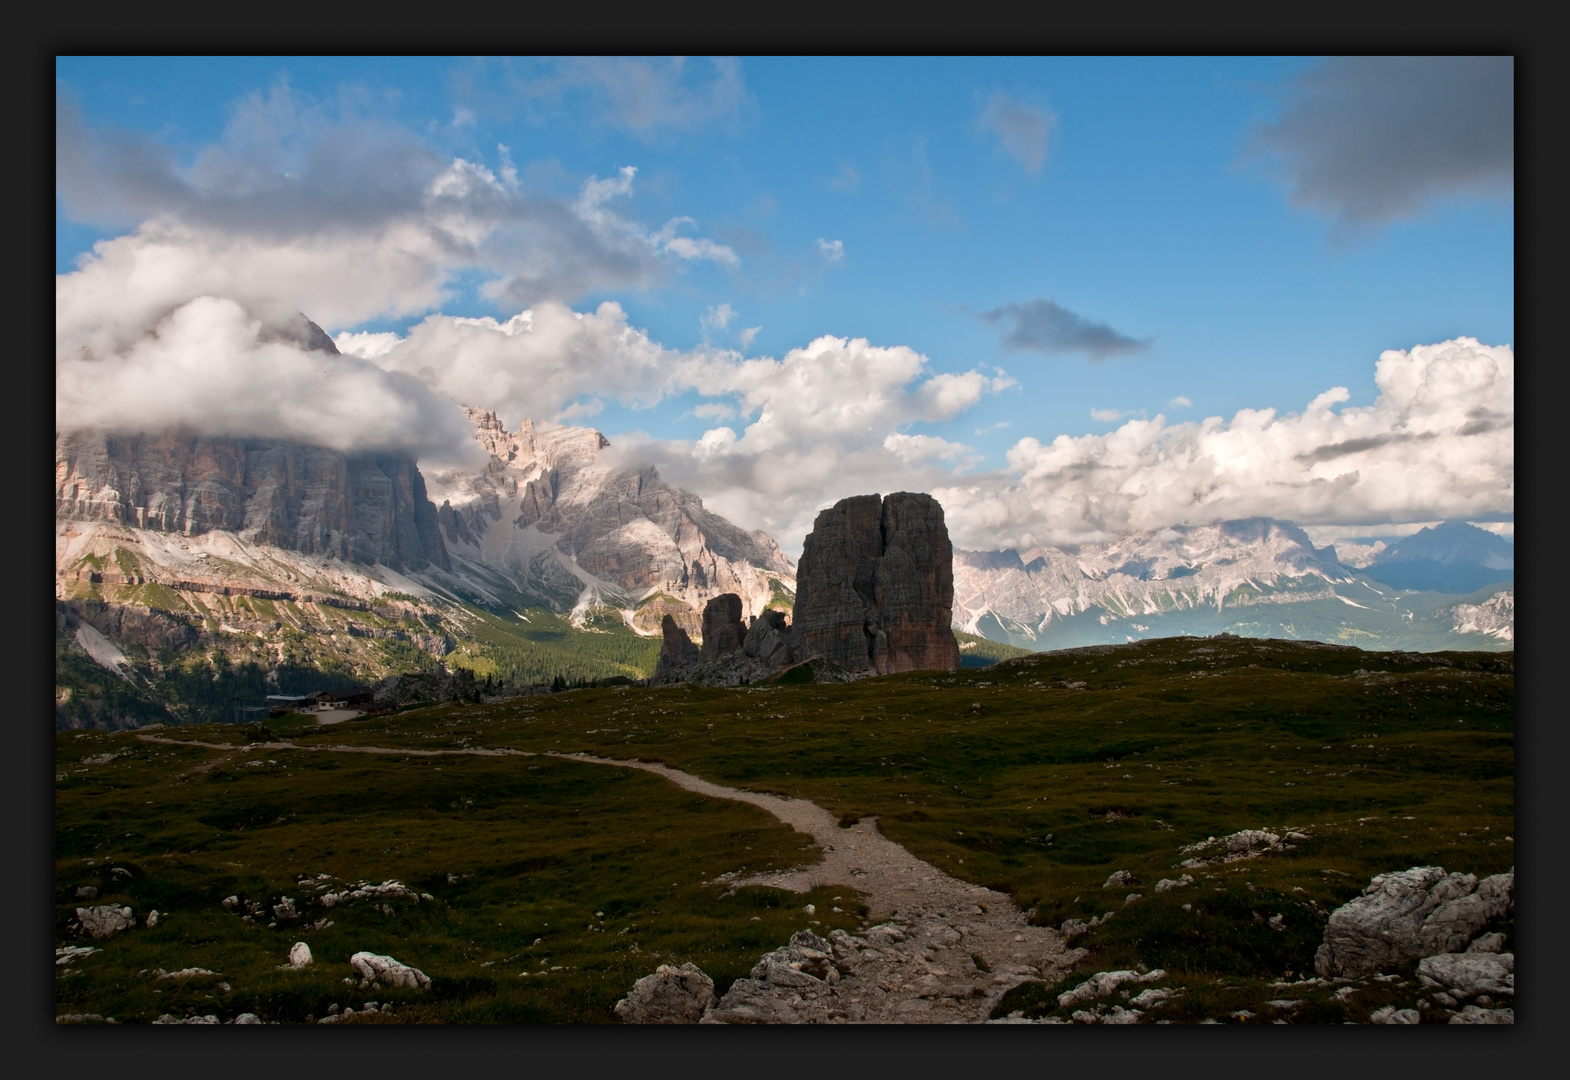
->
[1103,870,1137,888]
[76,905,134,938]
[1417,952,1513,999]
[1154,875,1193,893]
[56,946,100,966]
[272,897,298,919]
[1369,1006,1421,1024]
[1179,830,1282,868]
[1128,988,1176,1009]
[1058,969,1165,1010]
[145,910,160,928]
[222,895,240,910]
[230,1013,262,1024]
[153,1014,220,1024]
[75,885,98,899]
[1314,866,1514,978]
[288,942,314,968]
[155,967,218,979]
[1101,1006,1143,1024]
[613,962,715,1023]
[348,951,431,990]
[56,1013,105,1024]
[320,881,421,908]
[1448,1005,1513,1024]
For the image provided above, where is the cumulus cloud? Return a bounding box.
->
[56,79,736,339]
[1090,407,1127,422]
[816,237,844,263]
[55,296,482,467]
[981,298,1153,360]
[1168,395,1193,408]
[55,79,745,459]
[933,337,1513,551]
[451,56,754,142]
[1247,56,1514,227]
[977,90,1057,177]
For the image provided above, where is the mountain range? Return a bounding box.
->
[952,518,1511,652]
[54,350,1513,725]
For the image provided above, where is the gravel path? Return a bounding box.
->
[133,735,1084,1022]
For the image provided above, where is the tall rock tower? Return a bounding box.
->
[791,492,960,675]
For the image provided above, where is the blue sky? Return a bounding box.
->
[55,56,1514,553]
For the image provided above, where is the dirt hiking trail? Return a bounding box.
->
[136,734,1085,1022]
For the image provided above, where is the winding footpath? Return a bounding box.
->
[136,734,1085,1022]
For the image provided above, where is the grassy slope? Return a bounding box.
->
[57,634,1513,1023]
[55,729,863,1024]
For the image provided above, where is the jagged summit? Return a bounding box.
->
[421,408,795,633]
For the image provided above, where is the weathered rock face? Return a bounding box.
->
[743,610,793,671]
[1313,866,1514,978]
[653,615,700,682]
[56,430,449,572]
[614,962,715,1024]
[791,492,959,675]
[654,596,780,686]
[699,594,747,663]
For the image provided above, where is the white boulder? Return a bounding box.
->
[288,942,313,968]
[614,962,715,1023]
[1314,866,1513,978]
[76,905,134,938]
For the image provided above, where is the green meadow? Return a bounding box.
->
[56,634,1513,1023]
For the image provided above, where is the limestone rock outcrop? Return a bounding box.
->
[653,615,700,682]
[613,962,715,1023]
[699,593,748,663]
[791,492,960,675]
[1314,865,1514,978]
[653,595,778,686]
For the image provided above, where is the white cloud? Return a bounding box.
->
[55,296,482,468]
[1168,395,1192,408]
[692,402,737,421]
[738,326,761,349]
[56,81,737,340]
[1090,407,1127,422]
[978,90,1057,178]
[700,303,737,335]
[940,337,1513,551]
[816,237,844,263]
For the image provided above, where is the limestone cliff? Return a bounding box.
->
[56,429,449,572]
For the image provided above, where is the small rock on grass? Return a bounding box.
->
[288,942,313,968]
[1448,1005,1513,1024]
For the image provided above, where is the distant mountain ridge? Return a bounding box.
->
[1360,521,1514,595]
[953,518,1512,652]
